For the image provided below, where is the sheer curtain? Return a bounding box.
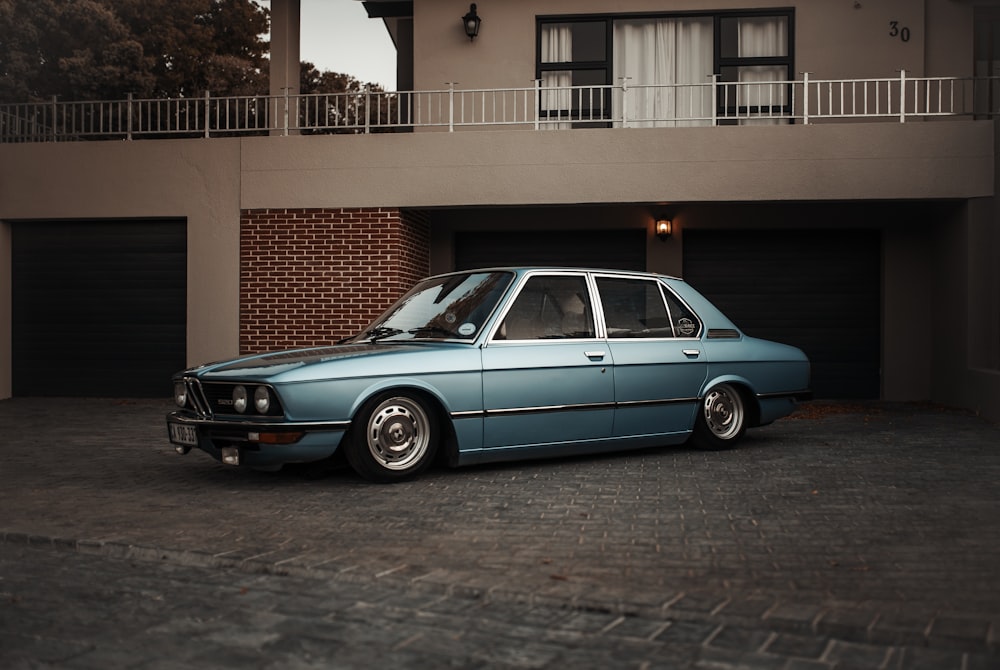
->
[736,17,788,124]
[540,24,573,128]
[613,18,712,127]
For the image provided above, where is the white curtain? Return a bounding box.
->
[540,24,573,128]
[735,17,787,124]
[613,18,713,127]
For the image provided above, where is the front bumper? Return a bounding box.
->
[166,411,350,467]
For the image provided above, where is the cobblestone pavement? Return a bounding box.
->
[1,398,998,669]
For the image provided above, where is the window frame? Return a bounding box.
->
[489,272,598,342]
[535,17,614,127]
[590,274,704,340]
[536,8,796,125]
[594,275,676,339]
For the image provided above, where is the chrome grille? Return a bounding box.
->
[183,378,212,418]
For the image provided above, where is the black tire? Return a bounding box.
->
[691,383,746,450]
[344,392,439,483]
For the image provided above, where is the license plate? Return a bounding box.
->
[169,422,198,446]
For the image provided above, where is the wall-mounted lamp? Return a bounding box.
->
[655,219,673,241]
[462,3,481,41]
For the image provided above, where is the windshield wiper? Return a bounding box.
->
[361,326,404,342]
[407,326,459,338]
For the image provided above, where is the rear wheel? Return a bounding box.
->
[691,383,746,450]
[344,392,439,483]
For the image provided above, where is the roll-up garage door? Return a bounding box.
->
[11,220,186,397]
[683,229,881,399]
[455,229,646,271]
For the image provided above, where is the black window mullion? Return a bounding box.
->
[714,10,794,122]
[537,10,795,124]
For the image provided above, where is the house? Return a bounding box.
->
[0,0,998,421]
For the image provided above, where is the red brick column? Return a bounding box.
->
[240,208,430,354]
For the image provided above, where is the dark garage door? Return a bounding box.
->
[12,220,186,397]
[455,229,646,271]
[683,229,881,399]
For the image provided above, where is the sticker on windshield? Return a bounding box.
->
[677,318,697,336]
[444,312,457,324]
[458,323,477,336]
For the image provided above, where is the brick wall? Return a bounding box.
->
[240,208,431,354]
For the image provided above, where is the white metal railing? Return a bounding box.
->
[2,72,998,143]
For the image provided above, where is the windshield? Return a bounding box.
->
[351,271,515,343]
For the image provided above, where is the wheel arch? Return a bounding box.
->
[347,379,460,467]
[700,375,762,428]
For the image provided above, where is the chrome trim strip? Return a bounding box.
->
[485,401,616,416]
[168,412,350,432]
[615,397,699,408]
[451,409,485,418]
[450,397,698,420]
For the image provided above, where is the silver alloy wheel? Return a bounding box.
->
[365,396,431,471]
[702,383,745,441]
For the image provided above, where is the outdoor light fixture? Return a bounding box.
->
[462,3,481,41]
[656,219,673,241]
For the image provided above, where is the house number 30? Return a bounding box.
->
[889,21,911,42]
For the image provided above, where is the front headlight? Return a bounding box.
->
[173,382,188,408]
[233,385,248,413]
[254,386,271,414]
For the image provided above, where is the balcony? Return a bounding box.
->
[2,73,999,143]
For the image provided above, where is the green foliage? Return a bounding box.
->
[0,0,269,103]
[300,61,383,95]
[298,61,392,133]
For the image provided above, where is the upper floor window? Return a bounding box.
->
[539,20,611,127]
[537,10,793,127]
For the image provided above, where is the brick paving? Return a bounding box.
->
[1,397,998,668]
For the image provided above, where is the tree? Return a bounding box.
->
[0,0,152,101]
[299,61,394,133]
[0,0,269,103]
[113,0,268,97]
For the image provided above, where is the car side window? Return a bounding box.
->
[596,277,674,338]
[662,286,702,338]
[495,275,595,340]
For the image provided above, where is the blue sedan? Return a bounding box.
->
[168,268,810,482]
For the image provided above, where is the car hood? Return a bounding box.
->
[189,343,475,382]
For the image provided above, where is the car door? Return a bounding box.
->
[481,272,614,449]
[594,275,708,438]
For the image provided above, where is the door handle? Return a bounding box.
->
[682,349,701,357]
[585,351,606,359]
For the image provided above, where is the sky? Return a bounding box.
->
[257,0,398,90]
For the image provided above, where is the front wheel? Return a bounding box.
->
[691,383,746,450]
[344,392,439,483]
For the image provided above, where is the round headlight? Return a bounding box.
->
[232,385,248,413]
[254,386,271,414]
[173,382,188,408]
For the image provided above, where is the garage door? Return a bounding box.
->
[11,220,186,397]
[683,229,881,399]
[455,229,646,271]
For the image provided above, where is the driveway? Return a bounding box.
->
[1,398,998,668]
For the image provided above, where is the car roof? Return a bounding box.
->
[434,267,684,281]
